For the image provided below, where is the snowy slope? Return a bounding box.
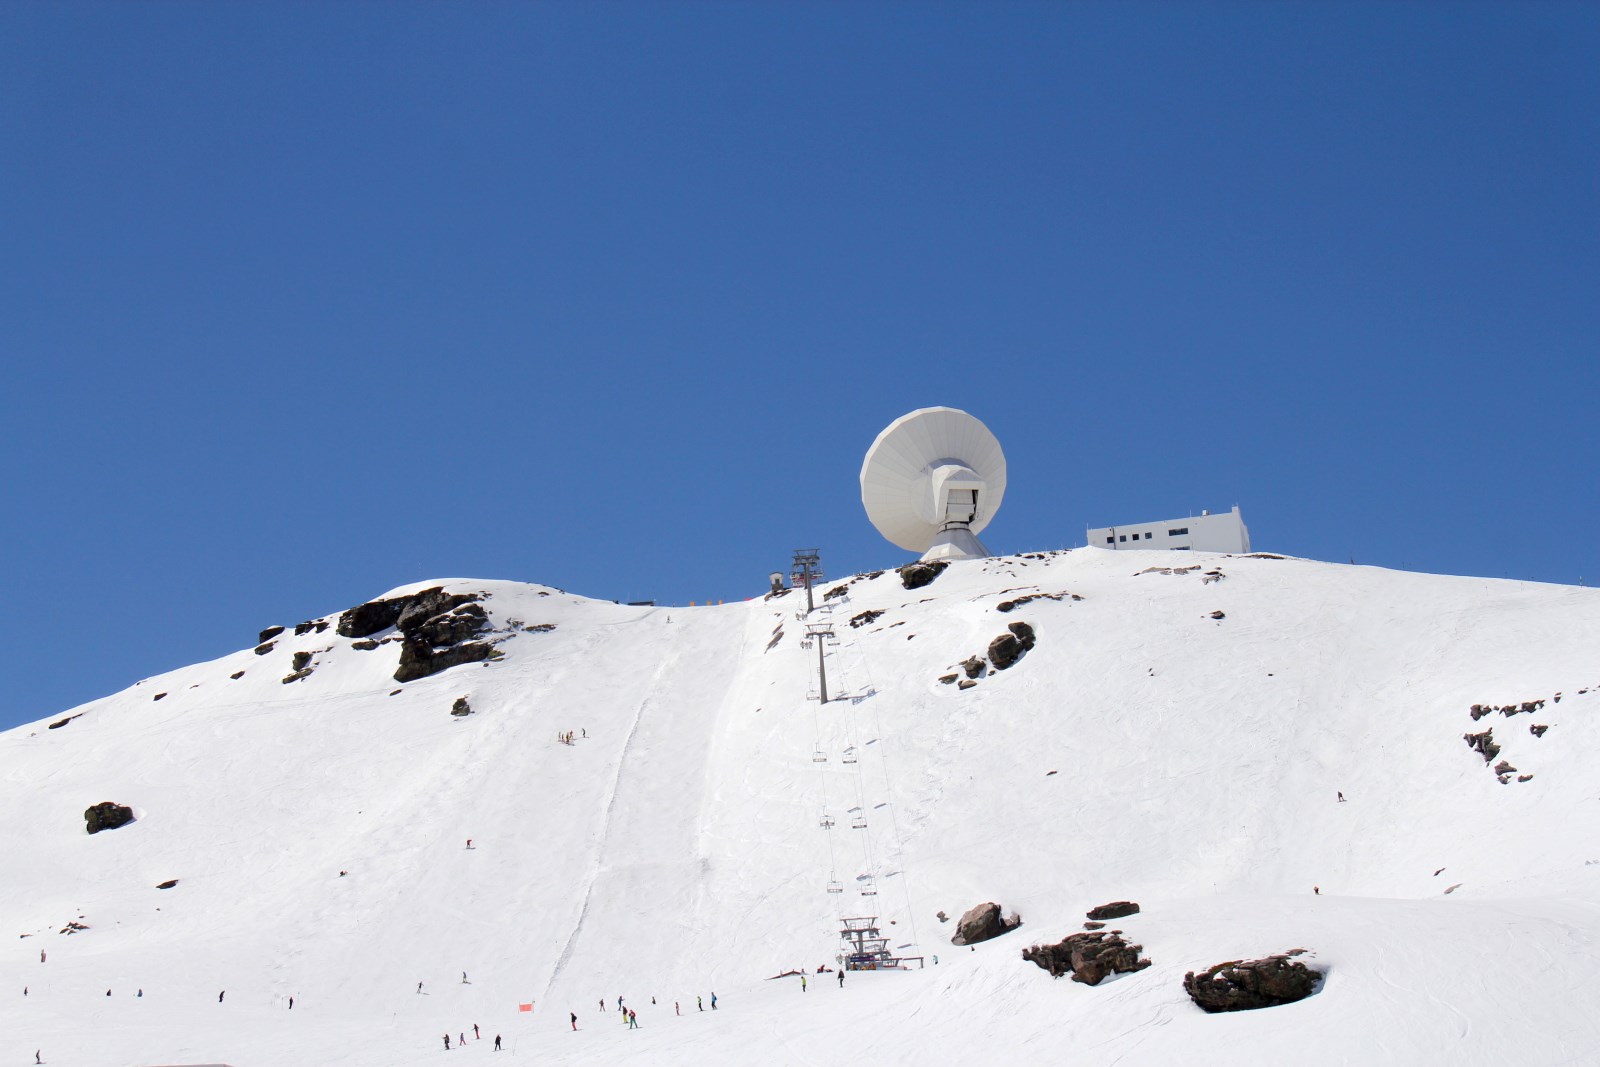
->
[4,550,1600,1066]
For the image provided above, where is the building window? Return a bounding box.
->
[1119,535,1126,542]
[1169,528,1188,536]
[1145,532,1154,539]
[1106,537,1114,545]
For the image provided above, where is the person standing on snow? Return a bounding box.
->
[473,1024,480,1040]
[800,975,807,992]
[711,991,718,1010]
[570,1011,578,1030]
[697,995,703,1011]
[443,1034,451,1050]
[218,991,225,1003]
[494,1035,502,1050]
[838,970,845,987]
[675,1001,680,1015]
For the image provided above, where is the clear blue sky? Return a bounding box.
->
[4,1,1596,730]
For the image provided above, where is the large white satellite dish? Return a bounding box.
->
[860,407,1007,561]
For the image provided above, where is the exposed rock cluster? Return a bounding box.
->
[1022,931,1150,985]
[1183,952,1319,1012]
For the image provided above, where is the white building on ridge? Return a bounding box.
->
[1087,505,1250,554]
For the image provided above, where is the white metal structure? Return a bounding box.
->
[860,407,1007,561]
[1087,506,1251,554]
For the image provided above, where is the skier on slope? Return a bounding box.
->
[443,1034,451,1050]
[800,975,807,992]
[697,995,703,1011]
[570,1011,578,1030]
[838,970,845,987]
[711,991,718,1010]
[494,1034,502,1050]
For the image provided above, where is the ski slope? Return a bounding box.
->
[4,548,1600,1065]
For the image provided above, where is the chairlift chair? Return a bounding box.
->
[826,879,844,894]
[812,747,828,763]
[818,812,835,828]
[851,815,867,829]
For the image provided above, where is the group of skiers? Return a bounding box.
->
[441,1025,500,1051]
[556,728,585,745]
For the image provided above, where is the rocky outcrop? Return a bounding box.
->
[898,560,948,590]
[1464,729,1500,763]
[849,610,885,628]
[258,625,285,644]
[1086,900,1140,921]
[337,587,481,639]
[988,621,1035,670]
[451,697,473,717]
[84,802,135,835]
[1023,931,1150,984]
[291,651,313,671]
[156,879,178,890]
[960,656,986,679]
[1183,952,1319,1012]
[253,641,275,656]
[951,902,1021,945]
[395,636,497,683]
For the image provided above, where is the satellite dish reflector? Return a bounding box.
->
[860,407,1007,561]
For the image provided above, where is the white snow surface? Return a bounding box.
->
[5,549,1600,1065]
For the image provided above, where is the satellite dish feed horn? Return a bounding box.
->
[860,407,1007,561]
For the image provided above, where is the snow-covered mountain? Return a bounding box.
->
[5,548,1600,1066]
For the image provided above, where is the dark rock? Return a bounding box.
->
[938,674,959,685]
[1209,610,1226,620]
[936,910,949,923]
[351,639,380,651]
[1083,921,1105,930]
[48,714,82,730]
[337,587,482,639]
[823,584,851,601]
[849,609,885,628]
[898,560,948,590]
[291,651,313,671]
[152,693,166,701]
[229,671,245,680]
[1517,774,1534,782]
[281,668,312,684]
[1183,953,1319,1012]
[989,621,1036,671]
[156,879,178,890]
[951,902,1021,946]
[254,641,275,656]
[258,625,285,644]
[1023,931,1150,984]
[85,802,135,835]
[395,638,497,683]
[1464,729,1500,763]
[1531,724,1548,738]
[1086,900,1140,921]
[1469,704,1492,721]
[295,621,316,636]
[957,679,978,690]
[450,697,473,717]
[961,656,986,679]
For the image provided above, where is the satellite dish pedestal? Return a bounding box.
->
[924,524,989,561]
[860,407,1007,562]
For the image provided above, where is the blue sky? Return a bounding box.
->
[3,1,1596,729]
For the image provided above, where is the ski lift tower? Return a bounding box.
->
[791,548,822,613]
[803,622,836,703]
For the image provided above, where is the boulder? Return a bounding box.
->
[291,651,313,672]
[960,656,986,679]
[258,625,285,644]
[1023,931,1150,984]
[898,560,949,590]
[1183,953,1319,1012]
[451,697,473,717]
[1086,900,1140,921]
[156,879,178,890]
[351,639,380,651]
[253,641,276,656]
[951,902,1021,946]
[988,621,1036,671]
[85,802,135,835]
[1464,729,1500,763]
[395,638,497,683]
